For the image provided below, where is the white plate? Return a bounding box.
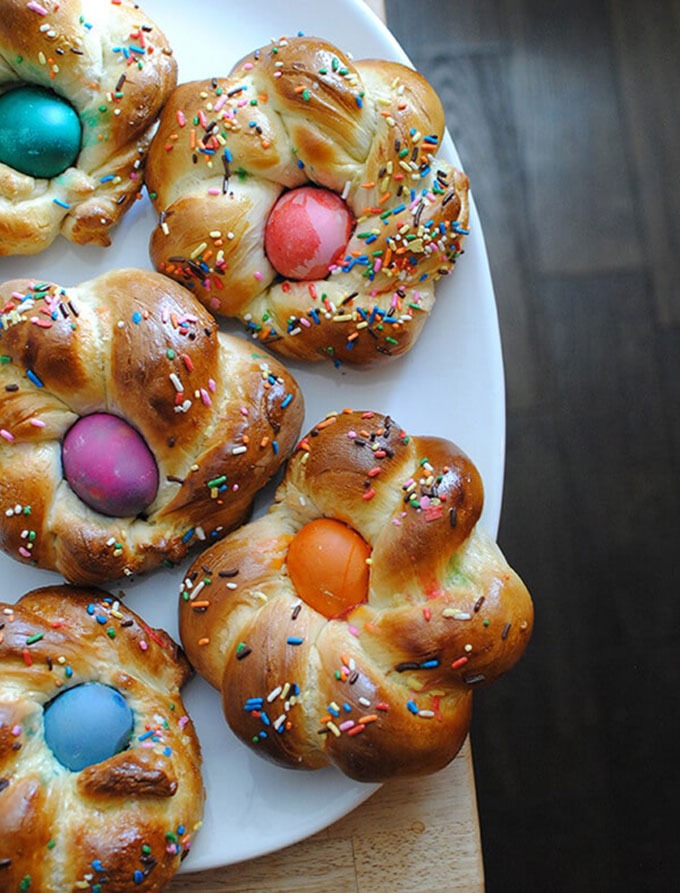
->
[0,0,505,873]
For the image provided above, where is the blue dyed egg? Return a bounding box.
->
[43,682,134,772]
[0,85,82,179]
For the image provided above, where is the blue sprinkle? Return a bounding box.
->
[92,860,104,872]
[133,870,144,885]
[420,659,440,669]
[224,148,232,162]
[138,730,154,741]
[163,746,171,756]
[407,700,419,715]
[287,636,303,645]
[95,615,107,625]
[128,44,146,54]
[132,311,142,324]
[391,204,406,215]
[328,704,340,717]
[297,159,305,169]
[259,731,268,739]
[99,174,115,183]
[420,165,431,178]
[26,369,43,388]
[65,666,73,678]
[356,94,363,108]
[308,308,320,324]
[177,825,185,836]
[343,702,352,712]
[87,604,95,615]
[181,528,195,544]
[260,711,271,726]
[272,440,279,454]
[292,683,300,695]
[281,393,293,409]
[364,234,377,244]
[245,699,263,710]
[53,198,70,209]
[423,134,439,144]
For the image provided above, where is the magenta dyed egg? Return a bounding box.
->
[62,413,158,517]
[264,186,354,280]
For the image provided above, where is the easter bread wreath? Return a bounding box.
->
[146,35,470,365]
[0,0,177,255]
[179,409,533,782]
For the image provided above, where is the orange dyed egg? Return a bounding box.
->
[286,518,371,618]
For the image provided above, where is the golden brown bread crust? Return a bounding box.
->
[0,0,177,254]
[0,268,304,584]
[179,410,533,782]
[0,585,203,892]
[146,36,469,365]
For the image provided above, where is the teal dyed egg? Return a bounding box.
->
[0,85,82,179]
[43,682,134,771]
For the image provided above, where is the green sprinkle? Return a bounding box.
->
[166,349,176,359]
[301,89,310,101]
[47,840,56,849]
[26,633,44,645]
[0,356,12,364]
[331,57,339,71]
[207,475,227,489]
[20,877,31,891]
[106,627,116,639]
[385,336,399,345]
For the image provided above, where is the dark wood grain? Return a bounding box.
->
[386,0,679,889]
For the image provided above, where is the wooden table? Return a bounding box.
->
[170,2,484,888]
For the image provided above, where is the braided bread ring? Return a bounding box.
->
[0,268,303,584]
[179,410,533,782]
[0,0,177,255]
[146,35,469,365]
[0,585,203,892]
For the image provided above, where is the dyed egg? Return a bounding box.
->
[43,682,134,772]
[265,186,354,280]
[0,84,82,179]
[286,518,371,618]
[62,413,159,517]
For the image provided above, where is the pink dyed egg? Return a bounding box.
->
[62,413,159,517]
[265,186,354,280]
